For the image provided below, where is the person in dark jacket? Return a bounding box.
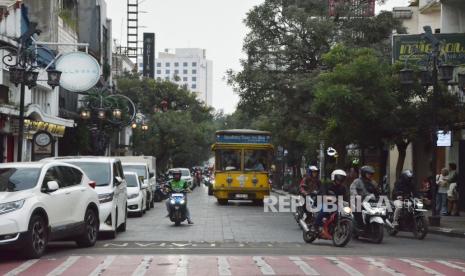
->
[300,166,321,195]
[392,170,417,227]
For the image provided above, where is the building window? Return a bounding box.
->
[156,62,161,67]
[156,70,161,74]
[166,70,170,74]
[192,77,197,81]
[166,62,171,67]
[183,69,188,74]
[183,62,188,67]
[192,69,197,74]
[183,77,188,81]
[174,62,179,67]
[192,62,197,67]
[192,84,196,89]
[174,69,179,74]
[165,77,170,81]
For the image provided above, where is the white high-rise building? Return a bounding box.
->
[153,48,213,106]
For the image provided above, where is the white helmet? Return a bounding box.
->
[309,166,319,172]
[331,169,347,181]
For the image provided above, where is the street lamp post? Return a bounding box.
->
[399,26,458,226]
[131,111,149,155]
[1,23,62,161]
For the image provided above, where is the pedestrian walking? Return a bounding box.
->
[436,168,449,216]
[448,163,460,216]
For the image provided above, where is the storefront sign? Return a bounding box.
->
[55,52,101,92]
[437,130,452,147]
[32,131,54,161]
[143,33,155,78]
[393,33,465,66]
[24,119,66,137]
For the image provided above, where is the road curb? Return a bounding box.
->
[428,227,465,238]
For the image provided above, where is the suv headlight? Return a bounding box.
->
[0,199,25,215]
[127,193,139,199]
[98,192,114,204]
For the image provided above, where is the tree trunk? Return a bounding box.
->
[395,141,409,181]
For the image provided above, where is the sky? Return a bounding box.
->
[108,0,410,114]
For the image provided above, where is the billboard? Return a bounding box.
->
[143,33,155,78]
[392,33,465,66]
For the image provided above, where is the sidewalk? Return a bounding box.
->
[272,188,465,238]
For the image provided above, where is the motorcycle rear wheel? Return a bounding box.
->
[332,218,352,247]
[371,223,384,244]
[303,231,316,243]
[413,216,428,240]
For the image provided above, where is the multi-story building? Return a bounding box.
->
[152,48,213,106]
[389,0,465,210]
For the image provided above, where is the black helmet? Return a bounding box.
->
[360,165,375,178]
[401,170,413,179]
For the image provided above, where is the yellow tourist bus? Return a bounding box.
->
[211,129,273,205]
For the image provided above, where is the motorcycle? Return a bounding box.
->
[167,190,189,226]
[353,194,387,244]
[299,195,353,247]
[385,196,428,240]
[294,192,317,226]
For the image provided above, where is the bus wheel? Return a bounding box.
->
[217,199,228,205]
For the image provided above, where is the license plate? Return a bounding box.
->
[175,206,180,210]
[235,194,248,199]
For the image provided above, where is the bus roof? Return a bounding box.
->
[215,129,271,136]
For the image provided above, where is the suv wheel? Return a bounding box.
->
[76,208,99,247]
[23,215,48,259]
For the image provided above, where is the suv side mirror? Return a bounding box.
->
[149,172,155,178]
[46,181,59,192]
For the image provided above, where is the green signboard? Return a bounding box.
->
[392,33,465,66]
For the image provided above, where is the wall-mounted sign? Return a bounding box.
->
[143,33,155,79]
[32,131,54,161]
[24,119,66,137]
[437,130,452,147]
[216,134,271,144]
[393,33,465,66]
[55,52,101,92]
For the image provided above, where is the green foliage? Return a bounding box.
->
[116,76,215,171]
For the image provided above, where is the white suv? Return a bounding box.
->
[45,157,128,238]
[0,162,100,258]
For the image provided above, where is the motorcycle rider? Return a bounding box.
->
[311,169,348,232]
[350,165,378,229]
[392,170,417,227]
[166,170,194,224]
[300,166,321,195]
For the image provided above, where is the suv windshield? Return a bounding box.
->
[123,165,147,179]
[124,174,139,188]
[181,170,190,177]
[0,168,41,192]
[67,162,111,186]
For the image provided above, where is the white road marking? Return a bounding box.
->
[89,255,116,276]
[103,243,128,247]
[435,260,465,273]
[175,255,188,276]
[5,260,38,276]
[218,256,232,276]
[253,256,275,275]
[325,257,363,276]
[131,256,153,276]
[289,256,319,275]
[172,243,191,247]
[362,257,404,276]
[399,259,444,276]
[46,256,80,276]
[134,243,159,247]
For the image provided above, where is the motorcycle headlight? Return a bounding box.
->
[343,207,352,214]
[170,199,175,204]
[128,193,139,199]
[416,201,424,209]
[98,192,114,204]
[180,199,185,205]
[0,199,25,215]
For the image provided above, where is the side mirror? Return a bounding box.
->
[46,181,59,192]
[149,172,155,178]
[89,181,96,189]
[115,176,123,185]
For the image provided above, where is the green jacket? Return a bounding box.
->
[169,179,189,192]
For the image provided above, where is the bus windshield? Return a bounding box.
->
[244,150,269,171]
[216,149,241,171]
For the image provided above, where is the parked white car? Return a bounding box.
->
[168,168,193,189]
[0,162,100,258]
[124,172,147,217]
[122,162,154,209]
[44,157,128,239]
